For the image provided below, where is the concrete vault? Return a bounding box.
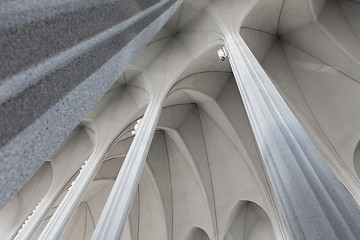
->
[1,0,360,239]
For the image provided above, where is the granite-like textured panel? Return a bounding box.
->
[0,0,160,80]
[0,0,181,209]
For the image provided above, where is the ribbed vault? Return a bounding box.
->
[224,201,275,240]
[116,69,279,240]
[7,0,360,238]
[240,0,360,191]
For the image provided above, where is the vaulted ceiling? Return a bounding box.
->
[1,0,360,239]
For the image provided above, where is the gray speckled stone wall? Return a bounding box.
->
[0,0,182,210]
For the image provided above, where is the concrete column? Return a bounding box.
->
[13,190,60,240]
[91,99,163,240]
[37,139,117,240]
[225,32,360,239]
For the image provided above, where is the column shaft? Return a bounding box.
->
[13,190,59,240]
[37,140,116,239]
[225,32,360,240]
[91,100,163,240]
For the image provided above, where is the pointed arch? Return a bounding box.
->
[224,201,276,240]
[185,227,210,240]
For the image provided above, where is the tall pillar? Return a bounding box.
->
[91,99,163,240]
[13,190,60,240]
[37,140,116,240]
[225,32,360,239]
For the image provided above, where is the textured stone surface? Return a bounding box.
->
[227,33,360,240]
[0,0,180,209]
[0,0,160,80]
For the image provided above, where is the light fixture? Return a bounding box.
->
[132,118,143,135]
[217,46,228,61]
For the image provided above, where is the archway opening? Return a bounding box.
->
[185,227,210,240]
[224,201,276,240]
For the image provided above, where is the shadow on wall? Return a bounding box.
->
[185,227,210,240]
[354,141,360,179]
[224,201,276,240]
